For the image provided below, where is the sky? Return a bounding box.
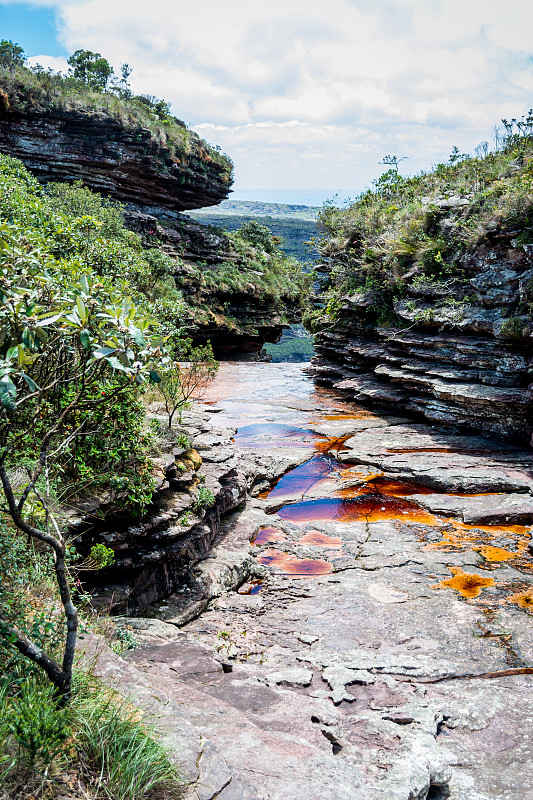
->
[1,0,533,205]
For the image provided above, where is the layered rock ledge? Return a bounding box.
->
[309,241,533,444]
[0,104,231,213]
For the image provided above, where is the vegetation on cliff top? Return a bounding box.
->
[0,39,233,183]
[309,114,533,331]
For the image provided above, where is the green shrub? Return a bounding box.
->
[192,485,215,513]
[7,678,72,770]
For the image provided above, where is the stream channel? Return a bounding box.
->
[120,362,533,800]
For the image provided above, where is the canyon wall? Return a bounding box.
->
[0,93,299,357]
[310,213,533,445]
[0,101,231,213]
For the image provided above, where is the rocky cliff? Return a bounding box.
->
[0,102,231,213]
[125,209,300,358]
[0,76,307,357]
[310,239,533,443]
[308,148,533,445]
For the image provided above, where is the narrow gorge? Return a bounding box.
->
[1,51,532,800]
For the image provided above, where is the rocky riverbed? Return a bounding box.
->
[88,363,533,800]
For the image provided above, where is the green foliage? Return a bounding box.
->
[67,49,114,91]
[0,40,25,72]
[175,432,192,449]
[192,485,215,513]
[498,316,527,339]
[46,180,125,239]
[235,219,277,253]
[89,543,115,569]
[7,678,72,769]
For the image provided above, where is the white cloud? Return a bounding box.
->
[26,54,69,72]
[9,0,533,197]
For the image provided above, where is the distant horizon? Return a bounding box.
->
[2,0,532,198]
[221,189,355,207]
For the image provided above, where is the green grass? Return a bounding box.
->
[0,672,184,800]
[312,127,533,327]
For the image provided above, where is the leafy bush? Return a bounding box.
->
[7,678,72,770]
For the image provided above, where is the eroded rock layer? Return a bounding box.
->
[310,242,533,444]
[124,209,291,358]
[0,106,231,212]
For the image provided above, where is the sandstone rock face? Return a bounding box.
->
[310,242,533,444]
[124,209,291,358]
[0,106,231,212]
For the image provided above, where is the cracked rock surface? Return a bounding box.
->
[92,363,533,800]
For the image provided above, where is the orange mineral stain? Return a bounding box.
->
[257,549,333,576]
[506,586,533,612]
[436,566,496,598]
[476,545,516,562]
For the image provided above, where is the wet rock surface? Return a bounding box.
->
[90,364,533,799]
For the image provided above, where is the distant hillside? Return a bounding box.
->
[188,213,318,263]
[191,199,320,221]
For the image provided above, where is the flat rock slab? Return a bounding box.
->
[413,492,533,524]
[338,423,533,492]
[98,365,533,800]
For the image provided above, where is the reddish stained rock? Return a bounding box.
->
[257,549,333,575]
[251,527,287,546]
[298,530,343,547]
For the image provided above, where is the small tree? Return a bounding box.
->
[0,224,167,700]
[236,220,276,253]
[380,154,408,174]
[0,40,25,71]
[158,341,218,429]
[67,49,114,91]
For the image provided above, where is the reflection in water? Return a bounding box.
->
[201,363,533,604]
[334,478,435,498]
[251,527,287,546]
[238,580,264,595]
[235,422,322,449]
[276,495,438,525]
[267,455,335,498]
[257,549,333,575]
